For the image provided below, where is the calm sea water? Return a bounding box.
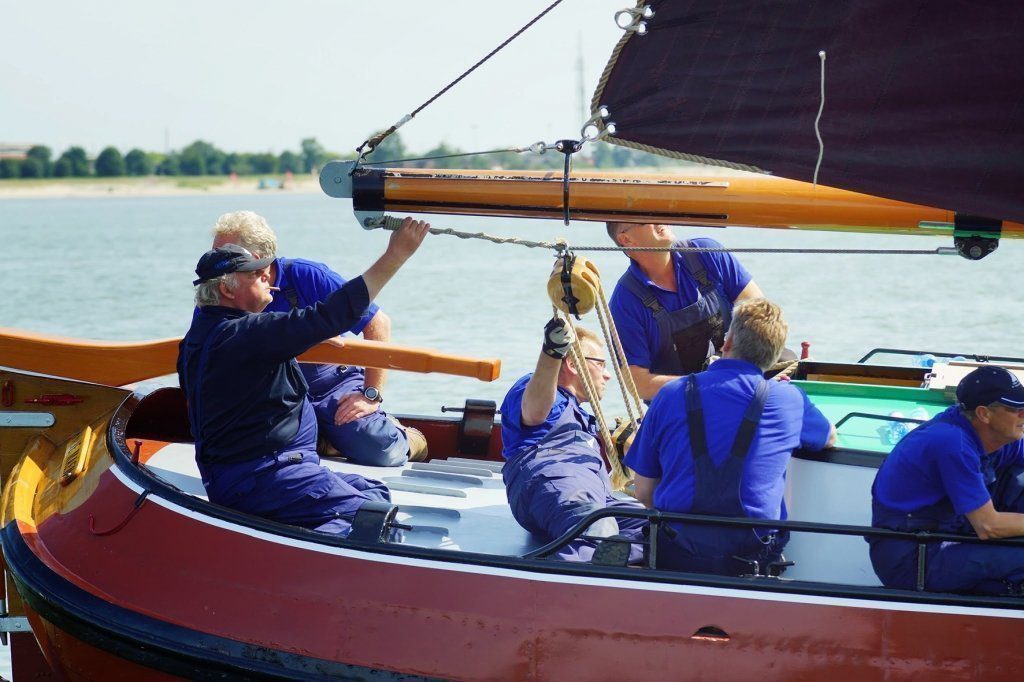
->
[0,191,1022,675]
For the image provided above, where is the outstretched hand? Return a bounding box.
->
[542,316,574,359]
[385,217,430,263]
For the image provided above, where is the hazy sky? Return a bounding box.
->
[4,1,629,157]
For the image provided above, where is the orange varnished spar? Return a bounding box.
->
[0,328,500,386]
[355,168,1024,237]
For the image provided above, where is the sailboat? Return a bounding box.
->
[2,1,1023,679]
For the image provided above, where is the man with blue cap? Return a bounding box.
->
[177,218,428,535]
[501,318,647,562]
[209,211,426,467]
[626,298,834,575]
[870,365,1024,594]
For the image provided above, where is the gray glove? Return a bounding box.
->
[542,317,574,359]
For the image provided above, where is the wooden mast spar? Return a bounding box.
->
[322,163,1024,242]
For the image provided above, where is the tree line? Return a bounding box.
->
[0,133,676,180]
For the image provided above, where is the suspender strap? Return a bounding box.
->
[678,240,713,291]
[729,380,771,460]
[684,376,709,460]
[618,269,665,316]
[279,259,301,309]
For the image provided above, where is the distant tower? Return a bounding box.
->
[577,32,587,123]
[164,128,170,153]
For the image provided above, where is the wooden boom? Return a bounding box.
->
[0,328,501,386]
[327,165,1024,238]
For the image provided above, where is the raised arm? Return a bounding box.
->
[361,217,429,300]
[521,318,574,426]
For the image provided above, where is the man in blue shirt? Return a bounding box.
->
[626,298,835,575]
[501,318,646,562]
[178,219,428,535]
[607,222,766,401]
[870,366,1024,595]
[210,211,424,467]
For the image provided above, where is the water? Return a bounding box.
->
[4,192,1022,418]
[1,192,1022,675]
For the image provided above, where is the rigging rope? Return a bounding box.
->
[559,310,633,492]
[353,0,566,159]
[363,215,956,257]
[361,144,548,167]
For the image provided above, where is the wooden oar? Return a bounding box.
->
[0,328,500,386]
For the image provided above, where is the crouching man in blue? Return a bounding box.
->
[870,366,1024,595]
[501,319,647,562]
[626,299,835,575]
[210,211,425,467]
[178,218,428,535]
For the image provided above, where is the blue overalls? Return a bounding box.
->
[870,462,1024,595]
[278,259,409,467]
[503,393,647,562]
[657,375,786,575]
[616,241,732,376]
[185,319,390,536]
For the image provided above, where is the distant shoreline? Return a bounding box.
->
[0,164,751,201]
[0,174,322,200]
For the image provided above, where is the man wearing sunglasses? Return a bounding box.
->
[500,317,647,562]
[870,365,1024,594]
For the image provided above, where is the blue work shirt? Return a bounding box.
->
[608,237,751,369]
[177,277,371,466]
[500,373,593,460]
[624,359,832,519]
[265,257,380,392]
[873,405,1024,517]
[264,257,379,330]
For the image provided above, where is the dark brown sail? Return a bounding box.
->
[593,0,1024,224]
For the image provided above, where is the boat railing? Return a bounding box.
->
[857,347,1024,365]
[523,505,1024,592]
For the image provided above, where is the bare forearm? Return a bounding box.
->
[633,475,659,509]
[361,312,391,391]
[360,218,428,300]
[521,353,563,426]
[630,365,677,402]
[361,253,406,302]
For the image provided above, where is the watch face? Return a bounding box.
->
[363,387,380,401]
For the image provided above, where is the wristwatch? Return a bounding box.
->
[362,386,383,403]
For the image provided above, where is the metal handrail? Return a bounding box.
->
[522,505,1024,591]
[857,347,1024,364]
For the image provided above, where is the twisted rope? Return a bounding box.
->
[366,216,952,256]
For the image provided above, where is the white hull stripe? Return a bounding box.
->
[110,465,1024,620]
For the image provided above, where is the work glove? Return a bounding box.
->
[542,317,574,359]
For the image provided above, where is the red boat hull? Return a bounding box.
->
[8,462,1023,681]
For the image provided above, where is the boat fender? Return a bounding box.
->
[547,255,600,317]
[348,501,407,545]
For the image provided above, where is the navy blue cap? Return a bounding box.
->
[193,244,273,285]
[956,366,1024,411]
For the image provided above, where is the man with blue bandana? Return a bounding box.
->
[870,366,1024,594]
[178,218,428,535]
[501,319,647,562]
[626,298,835,575]
[606,222,766,401]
